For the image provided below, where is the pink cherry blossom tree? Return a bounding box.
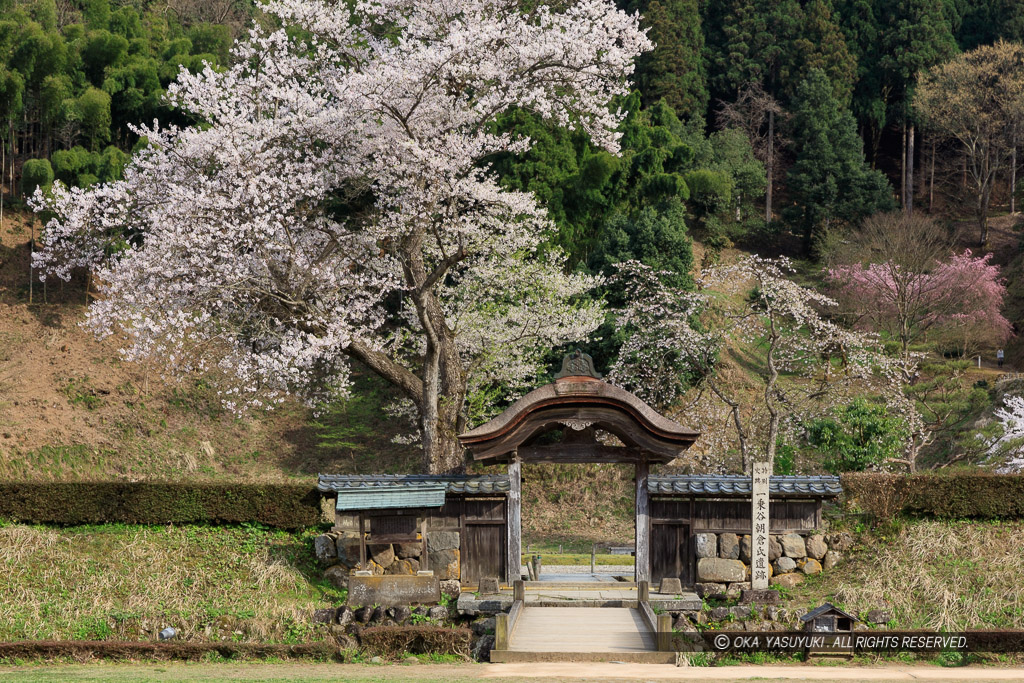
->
[31,0,652,473]
[828,249,1012,366]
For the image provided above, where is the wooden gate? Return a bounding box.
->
[461,497,507,587]
[650,522,691,586]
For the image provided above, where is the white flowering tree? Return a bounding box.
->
[988,396,1024,473]
[611,257,919,473]
[32,0,652,473]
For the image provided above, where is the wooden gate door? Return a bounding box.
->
[650,522,692,586]
[461,498,507,587]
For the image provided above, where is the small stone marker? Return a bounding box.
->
[348,574,440,607]
[751,460,771,590]
[658,577,683,594]
[479,577,500,594]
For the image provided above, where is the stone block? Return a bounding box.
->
[697,558,746,583]
[768,536,783,561]
[740,535,752,563]
[337,605,354,627]
[694,582,726,599]
[801,558,822,575]
[323,565,350,590]
[826,532,854,552]
[427,605,449,621]
[347,574,441,607]
[865,609,892,624]
[428,548,460,580]
[393,605,411,623]
[773,556,796,574]
[718,533,740,560]
[730,605,752,619]
[709,606,731,621]
[336,541,361,569]
[395,542,423,559]
[658,577,683,594]
[479,577,500,594]
[726,582,751,598]
[780,533,806,558]
[672,614,692,631]
[314,535,337,564]
[769,573,804,589]
[369,544,395,569]
[386,558,420,575]
[471,616,496,636]
[312,607,336,624]
[695,533,717,559]
[823,550,841,570]
[427,531,460,552]
[741,589,780,606]
[805,535,827,560]
[472,634,495,662]
[440,579,461,598]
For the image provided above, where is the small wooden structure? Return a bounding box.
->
[459,350,700,584]
[802,603,857,658]
[317,474,510,585]
[648,475,842,586]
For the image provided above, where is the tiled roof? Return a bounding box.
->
[801,603,858,622]
[317,474,511,495]
[648,475,841,497]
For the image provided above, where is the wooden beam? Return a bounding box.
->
[359,513,367,570]
[514,444,657,463]
[635,458,650,584]
[507,452,522,585]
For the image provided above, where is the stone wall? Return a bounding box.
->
[693,531,853,597]
[315,528,463,589]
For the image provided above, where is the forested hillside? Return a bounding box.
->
[3,0,1024,491]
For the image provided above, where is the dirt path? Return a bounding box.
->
[1,662,1023,682]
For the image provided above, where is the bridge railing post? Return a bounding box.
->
[657,613,672,651]
[495,613,509,650]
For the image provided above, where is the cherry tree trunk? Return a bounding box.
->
[765,109,774,224]
[906,124,914,216]
[900,123,907,210]
[1012,146,1017,214]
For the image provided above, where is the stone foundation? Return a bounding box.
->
[693,531,851,595]
[315,529,462,585]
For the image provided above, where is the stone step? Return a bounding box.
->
[489,650,676,663]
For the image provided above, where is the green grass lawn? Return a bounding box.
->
[0,523,341,643]
[520,553,634,566]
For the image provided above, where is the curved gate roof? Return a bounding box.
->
[458,370,700,464]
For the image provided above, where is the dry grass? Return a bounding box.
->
[0,524,339,643]
[799,520,1024,630]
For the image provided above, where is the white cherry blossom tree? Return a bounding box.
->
[610,257,920,473]
[32,0,652,473]
[989,395,1024,473]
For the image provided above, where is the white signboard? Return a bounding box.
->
[751,460,771,589]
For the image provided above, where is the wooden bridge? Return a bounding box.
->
[488,580,683,663]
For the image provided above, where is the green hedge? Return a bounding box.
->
[0,640,337,662]
[0,482,322,529]
[841,473,1024,520]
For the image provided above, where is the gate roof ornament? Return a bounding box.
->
[553,349,602,379]
[459,349,699,463]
